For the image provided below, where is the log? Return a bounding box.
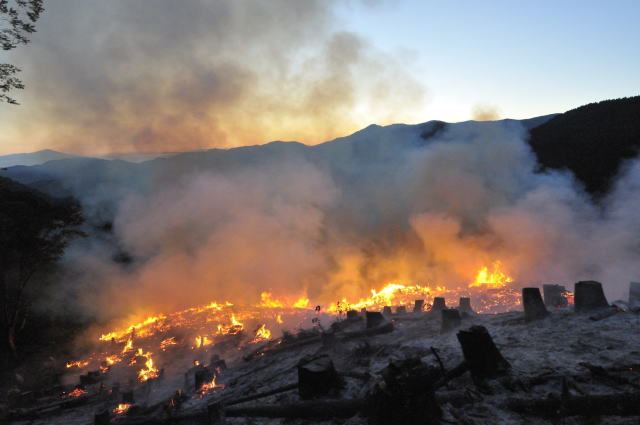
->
[574,281,609,312]
[297,355,341,399]
[212,399,366,422]
[413,300,425,313]
[522,287,549,322]
[543,284,567,308]
[225,383,298,406]
[456,326,510,383]
[366,311,386,329]
[440,309,461,333]
[508,391,640,417]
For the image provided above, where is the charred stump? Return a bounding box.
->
[297,355,342,399]
[456,326,510,385]
[382,306,392,316]
[522,288,549,322]
[346,310,360,321]
[440,309,461,333]
[458,297,475,317]
[413,300,425,313]
[368,357,441,425]
[366,311,386,329]
[543,284,567,308]
[629,281,640,309]
[430,297,446,314]
[396,306,408,315]
[574,281,609,313]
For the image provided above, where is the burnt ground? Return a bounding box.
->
[3,306,640,425]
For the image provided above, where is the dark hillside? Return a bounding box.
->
[529,96,640,195]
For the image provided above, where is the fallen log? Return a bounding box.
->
[225,383,298,406]
[508,391,640,417]
[338,322,394,340]
[209,399,366,423]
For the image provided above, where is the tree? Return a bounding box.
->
[1,0,44,104]
[0,177,84,365]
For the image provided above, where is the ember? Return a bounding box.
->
[65,388,87,397]
[113,403,131,414]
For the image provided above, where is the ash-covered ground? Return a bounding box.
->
[5,301,640,425]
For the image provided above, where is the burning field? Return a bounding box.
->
[5,277,640,424]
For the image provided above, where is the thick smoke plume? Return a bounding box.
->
[47,120,640,327]
[0,0,426,154]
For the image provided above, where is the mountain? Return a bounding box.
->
[529,95,640,195]
[0,149,76,168]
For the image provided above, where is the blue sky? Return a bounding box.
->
[336,0,640,121]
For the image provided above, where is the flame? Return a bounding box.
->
[469,261,513,289]
[66,360,89,369]
[137,350,159,382]
[122,337,134,354]
[195,335,213,348]
[328,283,442,312]
[276,314,283,324]
[260,292,283,308]
[105,354,122,366]
[251,324,271,343]
[293,297,310,308]
[113,403,131,414]
[160,337,177,350]
[200,374,225,394]
[66,388,88,397]
[100,315,166,341]
[217,314,244,335]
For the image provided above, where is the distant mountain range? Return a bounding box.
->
[1,95,639,210]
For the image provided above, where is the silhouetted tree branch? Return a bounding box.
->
[1,0,44,104]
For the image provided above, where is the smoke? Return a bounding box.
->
[472,104,501,121]
[0,0,426,155]
[44,119,640,325]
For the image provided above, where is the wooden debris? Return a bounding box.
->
[396,306,408,315]
[522,287,549,322]
[365,311,386,329]
[574,281,609,312]
[456,326,510,384]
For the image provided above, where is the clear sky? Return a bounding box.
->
[0,0,638,155]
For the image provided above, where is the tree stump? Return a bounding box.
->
[522,288,549,322]
[121,390,134,404]
[629,282,640,308]
[441,309,461,333]
[396,306,408,315]
[366,311,386,328]
[458,297,475,316]
[542,284,567,307]
[194,367,214,391]
[382,306,392,316]
[456,326,510,384]
[431,297,446,313]
[297,355,341,399]
[413,299,425,313]
[346,310,360,321]
[574,281,609,313]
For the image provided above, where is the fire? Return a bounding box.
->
[122,337,134,353]
[200,374,224,394]
[293,297,310,308]
[100,315,166,341]
[251,324,271,343]
[260,292,283,308]
[217,314,244,335]
[113,403,131,414]
[137,350,159,382]
[105,354,122,365]
[469,261,513,289]
[329,283,441,312]
[276,314,283,324]
[195,335,213,348]
[66,360,89,369]
[160,337,177,350]
[66,388,88,397]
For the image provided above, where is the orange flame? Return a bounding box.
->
[113,403,131,414]
[65,360,89,369]
[66,388,88,397]
[469,261,513,289]
[251,324,271,343]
